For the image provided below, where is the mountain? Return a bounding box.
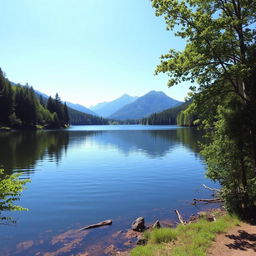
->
[65,101,97,116]
[109,91,183,120]
[67,108,108,125]
[90,94,138,117]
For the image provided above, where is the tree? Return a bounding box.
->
[0,69,14,124]
[63,103,70,125]
[15,86,39,126]
[151,0,256,215]
[46,94,69,127]
[0,169,30,224]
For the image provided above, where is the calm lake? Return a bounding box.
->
[0,125,218,256]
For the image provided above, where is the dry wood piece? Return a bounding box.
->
[79,219,112,231]
[201,184,220,193]
[193,198,223,203]
[174,209,185,225]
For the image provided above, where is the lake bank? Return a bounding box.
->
[130,209,240,256]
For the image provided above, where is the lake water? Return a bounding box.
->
[0,125,218,256]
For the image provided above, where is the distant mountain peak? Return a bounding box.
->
[65,101,97,116]
[146,90,166,96]
[109,91,183,120]
[121,93,129,97]
[90,94,138,117]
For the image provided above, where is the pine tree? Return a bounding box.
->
[0,69,14,124]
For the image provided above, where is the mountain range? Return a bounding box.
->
[90,94,138,117]
[38,90,183,121]
[109,91,183,120]
[65,101,96,116]
[12,82,184,122]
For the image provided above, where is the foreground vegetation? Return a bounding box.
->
[152,0,256,216]
[0,169,30,224]
[131,213,240,256]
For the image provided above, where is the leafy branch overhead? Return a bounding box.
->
[152,0,256,101]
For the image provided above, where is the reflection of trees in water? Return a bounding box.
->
[0,131,69,174]
[91,130,179,157]
[176,127,204,154]
[0,131,101,174]
[90,129,203,158]
[0,128,203,175]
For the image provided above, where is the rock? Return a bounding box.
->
[136,235,147,245]
[132,217,145,232]
[207,216,216,222]
[152,220,161,229]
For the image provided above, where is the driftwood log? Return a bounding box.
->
[201,184,220,193]
[192,185,222,204]
[79,219,112,231]
[193,198,223,203]
[174,209,185,225]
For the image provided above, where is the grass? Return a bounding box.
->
[131,212,240,256]
[35,125,44,129]
[0,126,11,131]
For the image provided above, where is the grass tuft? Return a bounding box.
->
[146,228,178,244]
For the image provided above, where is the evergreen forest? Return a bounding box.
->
[0,69,69,129]
[0,68,108,128]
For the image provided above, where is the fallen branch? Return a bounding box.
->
[201,184,220,193]
[193,198,223,203]
[79,219,112,231]
[174,209,185,225]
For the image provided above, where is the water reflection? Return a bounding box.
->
[0,126,214,256]
[0,127,201,173]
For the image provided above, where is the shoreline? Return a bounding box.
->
[129,208,239,256]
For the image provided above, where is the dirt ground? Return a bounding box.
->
[208,222,256,256]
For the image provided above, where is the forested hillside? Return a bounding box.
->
[68,107,108,125]
[0,69,68,128]
[140,100,191,125]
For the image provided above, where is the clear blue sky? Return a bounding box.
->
[1,0,190,107]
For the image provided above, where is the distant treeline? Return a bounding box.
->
[0,68,69,128]
[140,100,197,126]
